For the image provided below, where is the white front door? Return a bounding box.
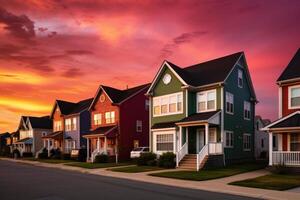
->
[196,129,205,152]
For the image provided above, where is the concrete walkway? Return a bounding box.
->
[2,158,300,200]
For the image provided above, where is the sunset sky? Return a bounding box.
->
[0,0,300,132]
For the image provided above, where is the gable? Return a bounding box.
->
[151,64,185,97]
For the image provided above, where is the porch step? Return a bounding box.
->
[178,154,208,170]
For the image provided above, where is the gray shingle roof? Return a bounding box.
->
[277,48,300,82]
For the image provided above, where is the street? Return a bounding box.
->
[0,160,259,200]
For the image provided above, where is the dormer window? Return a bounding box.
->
[238,69,243,88]
[289,85,300,109]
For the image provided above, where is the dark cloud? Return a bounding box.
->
[61,67,83,78]
[173,31,208,44]
[0,7,35,39]
[66,50,93,55]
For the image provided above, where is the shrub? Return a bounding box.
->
[272,163,289,174]
[137,152,156,166]
[38,148,48,159]
[12,149,20,159]
[22,152,33,157]
[61,153,71,160]
[77,148,87,162]
[94,154,109,163]
[50,148,61,159]
[158,152,176,168]
[147,159,157,166]
[0,146,11,157]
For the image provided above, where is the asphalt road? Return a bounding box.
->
[0,160,260,200]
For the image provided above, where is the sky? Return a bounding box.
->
[0,0,300,132]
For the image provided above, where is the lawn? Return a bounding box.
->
[150,163,266,181]
[229,174,300,191]
[65,162,131,169]
[110,165,164,173]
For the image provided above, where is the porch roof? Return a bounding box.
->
[176,110,221,126]
[14,137,33,144]
[263,111,300,131]
[42,131,63,139]
[83,126,118,138]
[151,121,177,130]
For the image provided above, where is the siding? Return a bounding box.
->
[281,82,300,117]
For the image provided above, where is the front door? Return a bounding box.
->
[188,130,197,154]
[197,129,205,152]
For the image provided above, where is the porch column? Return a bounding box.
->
[205,124,209,145]
[104,137,107,154]
[86,138,90,162]
[97,137,100,151]
[179,126,182,150]
[269,132,273,166]
[47,139,50,157]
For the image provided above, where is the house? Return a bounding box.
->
[11,116,52,157]
[263,48,300,166]
[254,116,270,159]
[146,52,257,170]
[0,132,10,156]
[43,98,93,156]
[84,83,150,162]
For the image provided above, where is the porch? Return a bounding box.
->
[42,131,63,157]
[84,125,118,163]
[13,137,33,156]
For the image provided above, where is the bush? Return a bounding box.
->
[38,148,48,159]
[77,148,87,162]
[12,149,20,159]
[22,152,33,157]
[271,163,289,174]
[137,152,156,166]
[158,152,176,168]
[50,148,61,159]
[61,153,71,160]
[147,159,157,166]
[94,154,109,163]
[0,146,11,157]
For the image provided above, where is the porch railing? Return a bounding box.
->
[208,143,223,154]
[272,151,300,166]
[176,142,188,167]
[197,144,208,171]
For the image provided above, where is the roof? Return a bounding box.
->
[55,98,93,116]
[0,132,10,137]
[27,116,52,129]
[151,121,177,130]
[166,52,243,87]
[84,126,118,138]
[42,131,63,139]
[277,48,300,82]
[176,110,221,124]
[255,115,271,126]
[14,137,33,144]
[269,113,300,129]
[89,83,150,109]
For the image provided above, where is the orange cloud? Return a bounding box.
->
[0,97,51,112]
[0,71,47,85]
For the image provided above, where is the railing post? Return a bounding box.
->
[176,152,179,167]
[196,155,199,171]
[269,132,273,166]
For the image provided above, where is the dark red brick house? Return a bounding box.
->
[84,83,150,162]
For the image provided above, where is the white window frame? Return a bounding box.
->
[244,101,251,120]
[105,111,115,124]
[197,89,217,113]
[65,118,72,131]
[136,120,142,132]
[238,69,243,88]
[226,92,234,114]
[243,133,251,151]
[153,131,175,154]
[72,117,77,131]
[225,131,234,148]
[94,113,102,125]
[153,92,183,117]
[288,85,300,109]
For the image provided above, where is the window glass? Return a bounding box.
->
[94,114,101,125]
[225,131,233,147]
[291,133,300,151]
[156,134,174,151]
[291,87,300,107]
[244,101,251,119]
[243,134,251,150]
[72,118,77,130]
[153,93,183,116]
[226,92,234,114]
[197,90,216,112]
[238,69,243,88]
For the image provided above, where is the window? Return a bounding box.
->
[54,121,62,131]
[225,131,234,147]
[65,119,72,131]
[238,69,243,88]
[197,90,216,112]
[94,113,102,125]
[243,134,251,151]
[273,135,277,148]
[290,133,300,151]
[153,92,183,116]
[72,118,77,131]
[208,129,217,142]
[136,120,142,132]
[289,86,300,108]
[226,92,234,114]
[244,101,251,120]
[105,111,115,124]
[145,100,149,111]
[133,140,139,148]
[156,134,174,151]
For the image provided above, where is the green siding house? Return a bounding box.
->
[146,52,257,170]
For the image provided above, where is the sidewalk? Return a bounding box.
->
[2,158,300,200]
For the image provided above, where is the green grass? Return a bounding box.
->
[150,163,266,181]
[229,174,300,191]
[110,165,164,173]
[65,162,131,169]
